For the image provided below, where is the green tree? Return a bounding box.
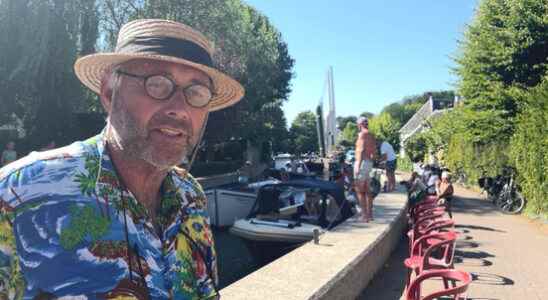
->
[455,0,548,136]
[368,112,401,151]
[0,0,98,149]
[340,122,358,145]
[360,112,375,119]
[404,133,428,163]
[289,111,319,155]
[510,77,548,216]
[426,0,548,187]
[336,116,357,132]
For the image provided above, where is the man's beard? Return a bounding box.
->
[107,95,193,170]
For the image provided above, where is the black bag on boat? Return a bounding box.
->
[255,186,282,215]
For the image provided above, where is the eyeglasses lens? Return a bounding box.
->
[185,85,212,108]
[143,74,213,107]
[145,75,174,100]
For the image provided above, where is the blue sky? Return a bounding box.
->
[245,0,479,124]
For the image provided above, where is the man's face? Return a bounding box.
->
[104,59,210,169]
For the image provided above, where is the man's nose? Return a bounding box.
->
[164,90,191,121]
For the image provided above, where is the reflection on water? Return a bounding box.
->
[213,228,297,289]
[213,228,259,289]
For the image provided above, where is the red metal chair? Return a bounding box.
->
[408,218,455,254]
[409,196,443,218]
[405,231,458,290]
[410,208,446,227]
[408,195,438,214]
[405,269,472,300]
[408,193,436,214]
[412,200,441,215]
[408,213,447,250]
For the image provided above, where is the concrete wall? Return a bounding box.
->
[221,185,408,300]
[311,196,407,300]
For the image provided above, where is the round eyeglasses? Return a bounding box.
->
[116,70,214,108]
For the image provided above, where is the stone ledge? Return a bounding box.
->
[220,185,408,300]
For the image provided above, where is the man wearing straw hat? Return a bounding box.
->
[0,19,243,299]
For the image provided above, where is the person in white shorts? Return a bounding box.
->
[353,117,377,222]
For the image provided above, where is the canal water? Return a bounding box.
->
[213,228,258,289]
[213,228,296,289]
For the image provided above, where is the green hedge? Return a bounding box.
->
[404,133,428,163]
[397,155,413,172]
[443,134,509,186]
[510,79,548,217]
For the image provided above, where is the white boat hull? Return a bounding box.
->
[205,189,257,227]
[230,218,323,243]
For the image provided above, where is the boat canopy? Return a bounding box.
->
[246,179,353,228]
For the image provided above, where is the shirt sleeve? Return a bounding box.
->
[0,179,25,298]
[180,173,219,299]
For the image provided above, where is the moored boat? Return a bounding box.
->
[230,179,354,262]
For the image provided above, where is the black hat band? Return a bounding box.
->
[116,36,213,67]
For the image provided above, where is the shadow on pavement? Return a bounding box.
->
[455,224,506,233]
[455,249,494,259]
[471,272,514,286]
[451,196,500,217]
[456,240,481,249]
[454,257,493,267]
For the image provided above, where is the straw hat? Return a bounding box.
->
[74,19,244,112]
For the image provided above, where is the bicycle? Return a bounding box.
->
[478,166,525,214]
[496,168,526,214]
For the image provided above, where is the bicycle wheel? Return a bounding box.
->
[497,189,526,214]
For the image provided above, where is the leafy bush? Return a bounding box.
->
[369,112,401,151]
[397,155,413,172]
[510,79,548,216]
[404,133,428,163]
[340,122,358,145]
[443,134,509,185]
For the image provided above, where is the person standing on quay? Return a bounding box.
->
[379,139,397,192]
[353,117,377,222]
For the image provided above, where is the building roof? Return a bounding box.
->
[399,97,454,143]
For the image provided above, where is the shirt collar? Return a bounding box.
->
[90,129,183,225]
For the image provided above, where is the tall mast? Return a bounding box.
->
[326,66,337,154]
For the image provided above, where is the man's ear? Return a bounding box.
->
[99,72,115,114]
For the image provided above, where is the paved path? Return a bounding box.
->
[359,185,548,300]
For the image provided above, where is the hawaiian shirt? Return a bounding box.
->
[0,132,218,299]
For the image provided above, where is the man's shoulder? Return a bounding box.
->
[172,167,211,210]
[171,167,205,195]
[0,140,96,205]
